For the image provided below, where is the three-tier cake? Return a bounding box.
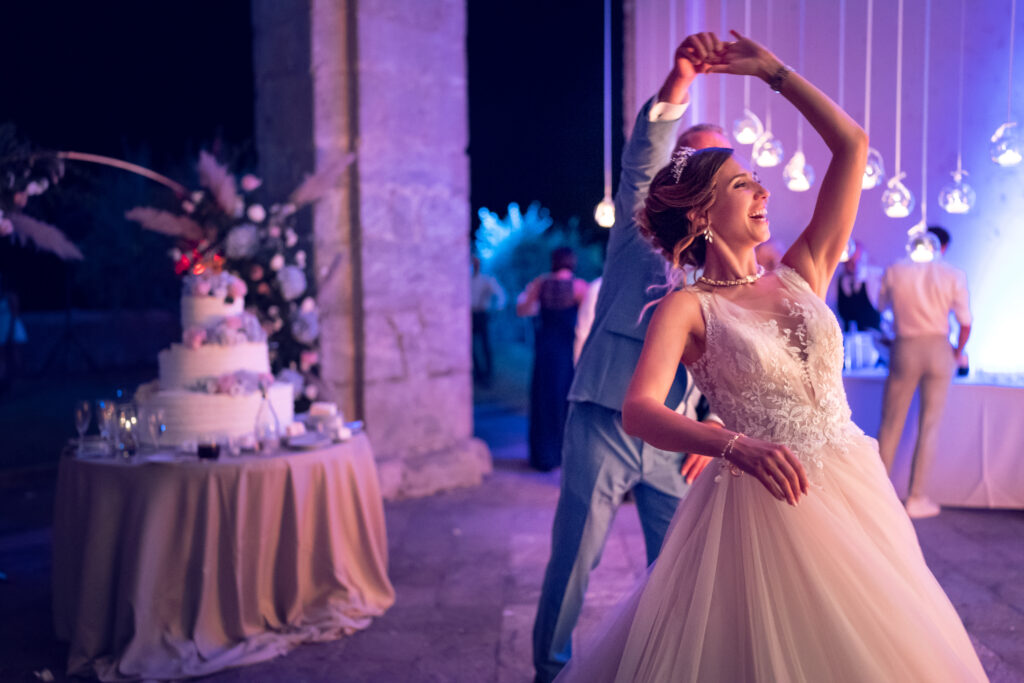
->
[136,272,294,446]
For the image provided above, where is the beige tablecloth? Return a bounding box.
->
[52,434,395,681]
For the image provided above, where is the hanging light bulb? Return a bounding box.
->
[906,229,940,263]
[937,170,976,214]
[990,122,1023,166]
[862,148,886,189]
[753,132,784,168]
[733,108,764,145]
[783,151,814,191]
[594,195,615,228]
[839,237,857,263]
[881,174,914,218]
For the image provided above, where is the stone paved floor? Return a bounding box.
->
[1,385,1023,681]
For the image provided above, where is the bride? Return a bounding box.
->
[555,31,987,682]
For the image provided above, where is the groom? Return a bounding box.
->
[532,38,730,683]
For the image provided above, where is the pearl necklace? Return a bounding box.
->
[698,265,766,287]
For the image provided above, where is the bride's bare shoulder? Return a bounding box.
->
[651,288,708,341]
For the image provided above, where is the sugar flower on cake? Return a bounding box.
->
[183,327,207,349]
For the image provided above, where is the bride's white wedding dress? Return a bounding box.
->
[556,265,987,682]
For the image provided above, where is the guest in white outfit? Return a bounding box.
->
[572,277,601,365]
[470,255,506,384]
[877,226,971,519]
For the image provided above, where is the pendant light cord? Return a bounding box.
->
[602,0,612,199]
[1008,0,1017,123]
[797,0,806,151]
[956,0,966,175]
[743,0,752,109]
[864,0,873,135]
[894,0,904,177]
[920,0,932,224]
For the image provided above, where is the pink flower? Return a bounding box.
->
[268,225,281,239]
[194,280,212,296]
[223,315,243,330]
[183,328,207,349]
[240,174,263,192]
[0,218,13,237]
[216,373,238,394]
[227,279,248,299]
[249,264,264,281]
[269,254,285,271]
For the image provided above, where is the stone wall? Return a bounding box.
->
[251,0,491,498]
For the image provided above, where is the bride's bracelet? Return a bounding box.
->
[720,433,743,460]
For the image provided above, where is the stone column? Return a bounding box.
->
[252,0,491,499]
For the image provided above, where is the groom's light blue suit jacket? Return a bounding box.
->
[568,99,689,414]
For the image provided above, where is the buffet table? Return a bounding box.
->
[52,434,395,681]
[844,370,1024,509]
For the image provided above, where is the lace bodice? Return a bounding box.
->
[689,266,863,480]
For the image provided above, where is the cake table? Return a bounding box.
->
[52,434,395,681]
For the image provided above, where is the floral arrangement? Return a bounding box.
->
[0,124,82,260]
[127,151,352,410]
[183,313,265,349]
[188,369,275,397]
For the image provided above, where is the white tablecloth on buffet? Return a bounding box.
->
[52,433,395,681]
[843,370,1024,509]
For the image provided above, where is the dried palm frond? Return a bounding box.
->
[125,207,204,241]
[288,152,356,207]
[9,213,83,261]
[197,150,240,215]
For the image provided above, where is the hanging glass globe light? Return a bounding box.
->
[733,109,764,145]
[937,170,976,214]
[990,122,1023,166]
[839,237,857,263]
[783,151,814,191]
[753,132,784,168]
[881,174,915,218]
[862,147,886,189]
[594,196,615,228]
[906,229,940,263]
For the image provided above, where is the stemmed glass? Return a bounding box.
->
[115,403,139,458]
[96,399,117,455]
[74,401,92,454]
[145,408,165,452]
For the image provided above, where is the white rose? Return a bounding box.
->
[285,229,298,248]
[191,190,205,203]
[246,203,266,223]
[295,250,306,267]
[300,297,316,314]
[269,254,285,271]
[26,179,48,196]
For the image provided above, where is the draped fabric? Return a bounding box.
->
[53,435,394,681]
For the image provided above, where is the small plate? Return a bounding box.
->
[286,433,332,451]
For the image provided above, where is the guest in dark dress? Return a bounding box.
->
[517,247,588,471]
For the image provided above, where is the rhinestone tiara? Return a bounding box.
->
[671,146,697,183]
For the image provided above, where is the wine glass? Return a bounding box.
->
[96,399,116,444]
[74,401,92,454]
[145,408,165,451]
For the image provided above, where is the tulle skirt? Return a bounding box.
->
[556,431,988,682]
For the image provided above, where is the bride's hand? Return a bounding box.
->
[705,30,784,82]
[726,435,809,505]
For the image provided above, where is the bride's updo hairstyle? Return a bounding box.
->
[638,147,734,271]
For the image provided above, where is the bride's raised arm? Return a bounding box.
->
[708,31,868,298]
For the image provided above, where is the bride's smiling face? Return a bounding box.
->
[702,156,771,246]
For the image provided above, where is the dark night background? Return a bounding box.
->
[0,0,621,312]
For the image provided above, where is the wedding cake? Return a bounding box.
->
[136,272,294,447]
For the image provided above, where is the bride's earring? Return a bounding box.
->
[703,223,714,245]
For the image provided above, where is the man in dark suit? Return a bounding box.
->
[532,36,729,683]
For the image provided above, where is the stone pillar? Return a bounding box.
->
[252,0,491,499]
